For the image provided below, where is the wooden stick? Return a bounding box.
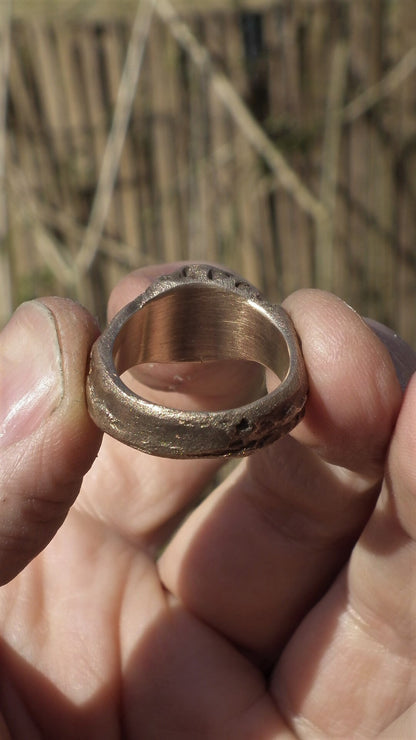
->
[343,43,416,123]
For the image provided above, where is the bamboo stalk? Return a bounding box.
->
[187,54,212,261]
[0,0,11,325]
[225,13,261,286]
[11,0,290,21]
[8,21,69,302]
[367,132,396,323]
[148,18,184,263]
[318,41,349,291]
[155,0,327,227]
[30,23,72,207]
[394,0,416,346]
[263,5,312,297]
[8,162,77,287]
[254,186,280,300]
[17,23,64,207]
[76,0,155,274]
[54,26,84,230]
[6,0,416,345]
[102,23,142,258]
[204,14,236,266]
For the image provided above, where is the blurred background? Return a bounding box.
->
[1,0,416,344]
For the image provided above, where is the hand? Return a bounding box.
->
[0,264,415,739]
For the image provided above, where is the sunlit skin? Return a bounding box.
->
[0,263,415,738]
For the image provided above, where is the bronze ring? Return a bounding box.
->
[86,264,308,459]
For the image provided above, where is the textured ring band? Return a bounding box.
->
[86,264,308,458]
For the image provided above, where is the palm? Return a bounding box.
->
[0,436,288,739]
[0,271,415,738]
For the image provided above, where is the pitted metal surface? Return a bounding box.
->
[86,264,308,458]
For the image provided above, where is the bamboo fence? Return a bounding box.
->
[2,0,416,345]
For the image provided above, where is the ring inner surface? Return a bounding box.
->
[113,285,290,383]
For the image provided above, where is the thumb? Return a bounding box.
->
[0,298,102,584]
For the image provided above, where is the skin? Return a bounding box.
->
[0,263,415,739]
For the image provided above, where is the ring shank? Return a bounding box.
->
[87,265,308,458]
[114,285,290,381]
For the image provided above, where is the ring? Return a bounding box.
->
[86,264,308,458]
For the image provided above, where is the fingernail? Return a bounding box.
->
[0,301,64,449]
